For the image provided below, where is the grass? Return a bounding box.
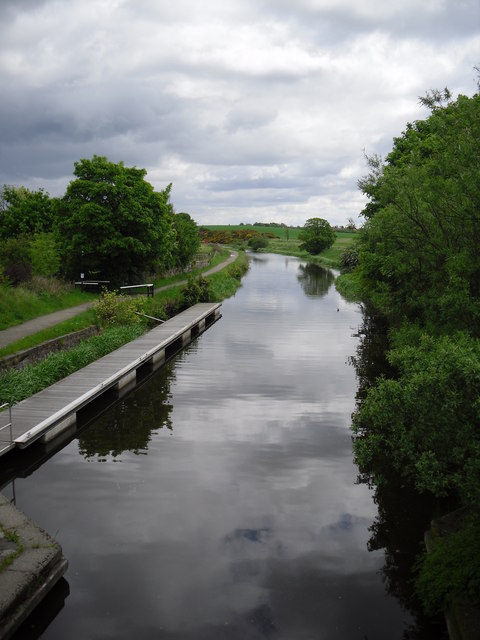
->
[0,324,146,405]
[207,251,250,300]
[335,271,362,302]
[0,309,97,358]
[0,283,96,330]
[0,526,23,573]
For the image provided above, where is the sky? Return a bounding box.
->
[0,0,479,228]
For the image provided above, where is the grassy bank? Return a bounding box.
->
[335,271,362,302]
[0,282,96,330]
[0,309,97,358]
[207,250,250,300]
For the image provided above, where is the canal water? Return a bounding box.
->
[8,253,442,638]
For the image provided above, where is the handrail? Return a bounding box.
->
[0,403,13,454]
[134,312,165,323]
[120,284,154,297]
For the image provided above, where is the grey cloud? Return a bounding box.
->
[266,0,480,44]
[0,0,477,223]
[226,104,278,132]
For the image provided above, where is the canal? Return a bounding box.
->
[8,253,445,638]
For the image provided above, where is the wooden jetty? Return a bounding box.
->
[0,302,221,457]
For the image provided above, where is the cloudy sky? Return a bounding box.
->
[0,0,478,227]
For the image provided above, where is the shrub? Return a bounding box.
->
[182,275,211,307]
[416,514,480,614]
[248,236,269,252]
[340,244,359,272]
[94,290,143,326]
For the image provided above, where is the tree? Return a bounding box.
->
[172,212,200,269]
[0,235,32,284]
[298,218,335,255]
[356,92,480,331]
[56,156,175,284]
[0,185,54,239]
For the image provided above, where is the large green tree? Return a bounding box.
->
[56,156,175,284]
[356,92,480,331]
[298,217,335,255]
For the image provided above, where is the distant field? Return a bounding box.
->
[202,224,356,242]
[201,224,303,240]
[201,225,356,268]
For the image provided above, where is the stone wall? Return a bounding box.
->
[0,326,100,373]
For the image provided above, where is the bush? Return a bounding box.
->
[416,514,480,614]
[94,290,143,326]
[248,236,269,252]
[340,244,359,272]
[182,275,211,307]
[352,330,480,507]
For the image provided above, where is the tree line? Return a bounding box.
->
[346,86,480,615]
[0,155,200,287]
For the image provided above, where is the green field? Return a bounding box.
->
[202,224,303,240]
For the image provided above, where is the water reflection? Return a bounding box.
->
[7,254,433,639]
[351,308,448,639]
[12,578,70,640]
[296,263,335,297]
[78,361,176,460]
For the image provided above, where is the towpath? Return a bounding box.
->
[0,251,238,349]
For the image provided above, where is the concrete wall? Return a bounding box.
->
[0,326,100,373]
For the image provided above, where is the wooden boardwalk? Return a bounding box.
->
[0,303,221,456]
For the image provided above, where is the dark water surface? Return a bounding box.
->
[10,254,420,638]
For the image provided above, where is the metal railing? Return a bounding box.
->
[0,403,13,455]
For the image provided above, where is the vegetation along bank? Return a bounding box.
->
[339,85,480,628]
